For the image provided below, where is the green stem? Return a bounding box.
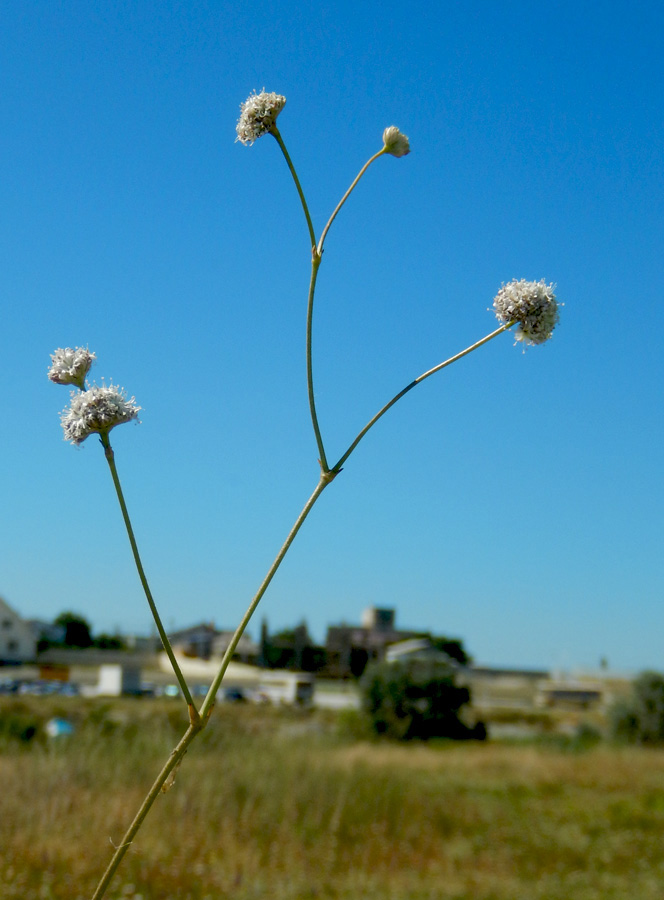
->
[90,720,202,900]
[331,322,513,472]
[101,436,198,717]
[270,126,328,467]
[306,254,329,471]
[305,147,388,470]
[199,471,334,720]
[90,472,335,900]
[271,126,317,251]
[317,147,387,256]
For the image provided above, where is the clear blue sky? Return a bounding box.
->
[2,0,662,671]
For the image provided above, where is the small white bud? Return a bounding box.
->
[382,126,410,158]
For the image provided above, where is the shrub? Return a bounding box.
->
[610,671,664,744]
[361,657,485,741]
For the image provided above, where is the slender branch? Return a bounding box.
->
[331,322,514,472]
[270,126,328,465]
[317,147,387,256]
[90,721,202,900]
[101,436,198,717]
[90,472,335,900]
[306,254,328,471]
[199,471,334,720]
[305,146,388,467]
[271,126,317,251]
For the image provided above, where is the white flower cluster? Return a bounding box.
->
[60,384,141,445]
[236,90,286,145]
[382,126,410,158]
[49,347,140,445]
[493,279,559,345]
[48,347,96,388]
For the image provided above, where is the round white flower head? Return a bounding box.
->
[48,347,96,389]
[236,90,286,145]
[60,384,141,445]
[493,279,559,345]
[382,126,410,158]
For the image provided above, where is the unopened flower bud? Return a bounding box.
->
[236,90,286,145]
[60,384,141,445]
[48,347,96,389]
[493,279,559,346]
[382,126,410,157]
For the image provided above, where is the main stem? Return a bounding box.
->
[306,253,328,471]
[90,721,202,900]
[199,471,334,719]
[101,436,198,718]
[271,133,389,473]
[90,471,334,900]
[270,127,328,469]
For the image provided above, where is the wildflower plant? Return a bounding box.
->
[49,90,560,899]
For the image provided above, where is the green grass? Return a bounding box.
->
[2,697,664,899]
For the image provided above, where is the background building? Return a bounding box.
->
[0,596,37,664]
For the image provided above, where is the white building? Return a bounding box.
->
[0,596,37,663]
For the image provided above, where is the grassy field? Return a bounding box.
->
[2,697,664,900]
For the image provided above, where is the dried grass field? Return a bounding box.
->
[2,697,664,900]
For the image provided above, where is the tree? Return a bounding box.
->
[611,671,664,744]
[53,612,93,648]
[427,636,470,666]
[93,633,126,650]
[361,657,485,741]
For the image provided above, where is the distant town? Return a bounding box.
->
[1,594,634,728]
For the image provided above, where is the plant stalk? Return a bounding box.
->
[101,436,198,717]
[317,147,387,256]
[331,322,513,472]
[306,254,328,471]
[90,472,335,899]
[199,471,334,720]
[271,126,317,251]
[90,721,202,900]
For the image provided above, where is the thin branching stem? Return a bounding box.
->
[271,126,328,467]
[90,472,335,900]
[101,436,198,717]
[306,145,388,469]
[331,322,514,473]
[271,126,317,251]
[90,320,516,900]
[88,106,519,899]
[317,147,387,256]
[306,254,328,471]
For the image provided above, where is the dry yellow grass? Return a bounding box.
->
[2,699,664,899]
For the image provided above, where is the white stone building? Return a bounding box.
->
[0,596,37,663]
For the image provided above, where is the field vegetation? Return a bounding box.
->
[3,697,664,899]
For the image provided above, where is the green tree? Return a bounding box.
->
[611,671,664,744]
[54,612,93,648]
[361,657,485,741]
[427,636,470,666]
[93,633,126,650]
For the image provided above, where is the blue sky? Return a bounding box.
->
[2,0,662,671]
